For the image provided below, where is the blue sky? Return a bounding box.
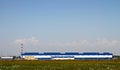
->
[0,0,120,56]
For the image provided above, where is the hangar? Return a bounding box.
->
[21,52,113,60]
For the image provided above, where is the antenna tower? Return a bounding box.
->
[21,43,23,55]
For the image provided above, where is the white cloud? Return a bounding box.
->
[95,39,120,47]
[63,40,89,47]
[14,37,39,46]
[14,37,120,47]
[11,37,120,55]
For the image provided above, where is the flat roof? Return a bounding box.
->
[22,52,113,55]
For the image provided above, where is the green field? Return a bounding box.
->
[0,60,120,70]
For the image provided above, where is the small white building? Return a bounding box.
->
[1,56,13,60]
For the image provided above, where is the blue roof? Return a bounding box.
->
[82,52,99,55]
[22,52,113,55]
[43,52,61,55]
[102,52,112,55]
[22,52,40,55]
[65,52,79,55]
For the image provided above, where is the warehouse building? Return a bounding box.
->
[21,52,113,60]
[1,56,14,60]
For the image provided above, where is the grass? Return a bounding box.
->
[0,60,120,70]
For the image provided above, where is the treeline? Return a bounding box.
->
[113,55,120,60]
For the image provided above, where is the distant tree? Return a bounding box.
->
[113,55,120,60]
[13,56,16,60]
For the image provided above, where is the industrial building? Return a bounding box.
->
[21,52,113,60]
[1,56,14,60]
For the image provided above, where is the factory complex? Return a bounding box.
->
[21,52,113,60]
